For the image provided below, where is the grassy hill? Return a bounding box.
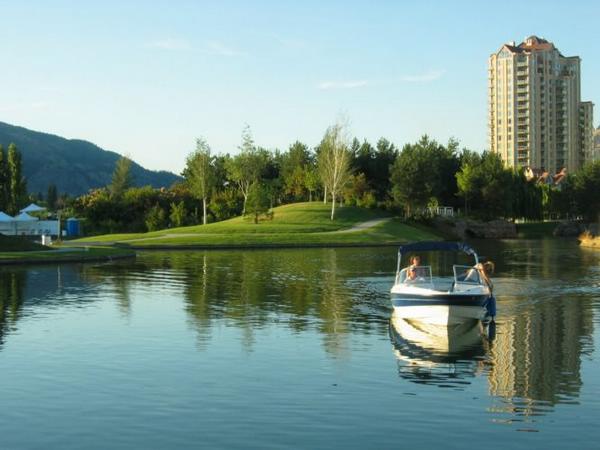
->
[0,121,181,196]
[72,202,441,248]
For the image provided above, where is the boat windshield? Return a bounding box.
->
[397,266,433,285]
[453,265,482,285]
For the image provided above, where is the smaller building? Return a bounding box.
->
[594,126,600,162]
[580,102,594,165]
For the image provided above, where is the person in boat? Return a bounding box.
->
[407,255,422,281]
[465,261,494,290]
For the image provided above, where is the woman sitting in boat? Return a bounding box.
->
[407,255,422,281]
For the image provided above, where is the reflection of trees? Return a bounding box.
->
[318,249,351,358]
[0,270,27,348]
[140,248,384,355]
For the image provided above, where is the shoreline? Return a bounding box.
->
[114,241,412,251]
[0,248,136,266]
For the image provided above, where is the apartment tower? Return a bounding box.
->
[488,36,594,173]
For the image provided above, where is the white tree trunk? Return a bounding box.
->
[323,185,327,204]
[203,197,207,225]
[330,191,336,220]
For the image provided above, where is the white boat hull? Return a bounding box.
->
[392,304,487,326]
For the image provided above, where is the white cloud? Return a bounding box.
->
[318,80,369,90]
[400,70,445,82]
[148,38,191,51]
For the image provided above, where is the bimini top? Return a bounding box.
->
[398,241,478,257]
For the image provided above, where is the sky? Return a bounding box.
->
[1,0,599,174]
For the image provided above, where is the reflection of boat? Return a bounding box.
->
[389,314,487,386]
[390,241,495,325]
[390,314,485,362]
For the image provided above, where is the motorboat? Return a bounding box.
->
[390,241,495,325]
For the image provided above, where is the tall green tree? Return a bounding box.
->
[184,137,215,225]
[109,156,134,198]
[7,143,27,215]
[317,121,352,220]
[169,201,187,227]
[46,184,58,211]
[225,125,266,215]
[0,145,7,211]
[280,141,311,201]
[390,136,460,217]
[245,182,270,223]
[572,160,600,223]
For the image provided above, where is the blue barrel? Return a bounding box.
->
[66,218,80,236]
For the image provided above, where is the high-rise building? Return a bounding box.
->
[488,36,594,173]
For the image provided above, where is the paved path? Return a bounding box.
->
[333,217,391,233]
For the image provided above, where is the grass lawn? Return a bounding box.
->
[71,202,441,248]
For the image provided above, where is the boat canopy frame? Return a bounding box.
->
[396,241,480,276]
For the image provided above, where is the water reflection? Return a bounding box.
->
[388,239,598,423]
[0,270,27,348]
[389,315,487,388]
[0,241,597,433]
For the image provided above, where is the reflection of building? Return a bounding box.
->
[489,36,594,172]
[487,298,593,415]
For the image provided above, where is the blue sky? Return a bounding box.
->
[1,0,598,174]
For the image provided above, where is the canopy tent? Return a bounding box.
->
[14,212,38,222]
[20,203,46,213]
[0,211,14,222]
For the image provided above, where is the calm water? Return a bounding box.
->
[0,240,599,449]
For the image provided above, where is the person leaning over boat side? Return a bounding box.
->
[407,255,421,281]
[472,261,494,291]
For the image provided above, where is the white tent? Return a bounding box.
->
[0,211,14,222]
[14,212,37,222]
[20,203,46,213]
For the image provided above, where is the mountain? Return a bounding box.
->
[0,121,182,196]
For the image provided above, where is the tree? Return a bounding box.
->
[145,204,167,231]
[47,184,58,211]
[0,145,7,211]
[225,125,266,215]
[390,136,460,217]
[456,151,482,216]
[343,173,376,208]
[304,167,320,202]
[317,121,352,220]
[184,137,215,225]
[245,182,270,223]
[7,143,27,215]
[280,141,311,201]
[169,201,187,227]
[455,151,514,219]
[109,156,134,198]
[572,161,600,223]
[390,140,433,216]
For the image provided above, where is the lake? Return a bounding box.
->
[0,240,599,449]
